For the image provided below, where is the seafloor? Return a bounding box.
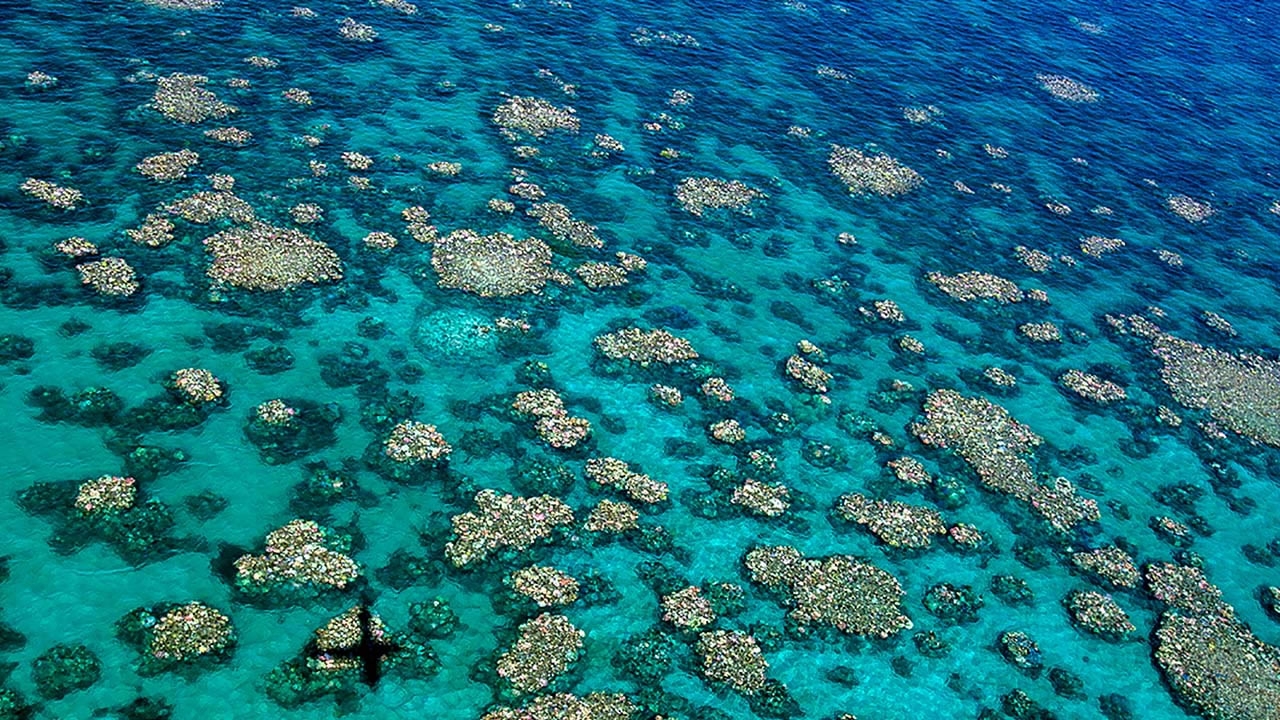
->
[2,0,1280,719]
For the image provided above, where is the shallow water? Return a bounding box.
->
[2,0,1280,719]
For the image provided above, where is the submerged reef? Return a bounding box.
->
[32,644,101,699]
[232,520,360,602]
[431,229,555,297]
[495,613,583,695]
[835,493,947,549]
[265,605,440,709]
[492,95,580,137]
[18,476,179,563]
[594,327,698,366]
[204,223,342,291]
[480,693,635,720]
[1151,332,1280,447]
[1147,565,1280,720]
[244,398,342,463]
[116,602,235,675]
[6,2,1280,719]
[674,177,764,217]
[913,390,1099,532]
[828,145,923,197]
[744,546,911,638]
[445,491,574,567]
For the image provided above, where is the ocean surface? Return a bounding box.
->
[2,0,1280,719]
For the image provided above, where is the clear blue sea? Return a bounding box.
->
[2,0,1280,719]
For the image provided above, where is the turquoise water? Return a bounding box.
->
[3,0,1280,718]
